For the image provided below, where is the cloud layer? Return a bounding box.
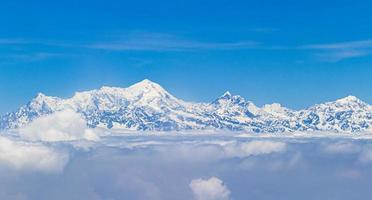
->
[3,126,372,199]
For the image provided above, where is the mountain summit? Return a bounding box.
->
[1,80,371,133]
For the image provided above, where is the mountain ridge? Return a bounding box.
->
[1,79,371,133]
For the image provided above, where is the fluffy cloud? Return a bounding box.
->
[190,177,231,200]
[19,109,100,142]
[222,140,286,158]
[0,136,69,173]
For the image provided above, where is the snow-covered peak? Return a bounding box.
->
[1,80,370,133]
[210,92,260,117]
[29,93,61,110]
[62,79,183,112]
[301,96,369,112]
[213,92,245,104]
[32,93,57,102]
[335,95,363,104]
[311,96,370,112]
[35,92,47,99]
[221,91,232,98]
[129,79,158,88]
[125,79,172,99]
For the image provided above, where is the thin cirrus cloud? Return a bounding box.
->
[0,33,259,52]
[0,38,74,63]
[0,33,258,63]
[2,33,372,62]
[86,33,259,51]
[299,39,372,62]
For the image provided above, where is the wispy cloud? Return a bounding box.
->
[86,33,258,51]
[299,39,372,62]
[300,40,372,50]
[0,38,75,63]
[0,38,29,45]
[0,33,258,64]
[0,38,73,48]
[2,33,372,63]
[0,52,66,64]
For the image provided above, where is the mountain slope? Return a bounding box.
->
[1,80,371,133]
[296,96,372,132]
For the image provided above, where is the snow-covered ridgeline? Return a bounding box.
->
[1,79,371,133]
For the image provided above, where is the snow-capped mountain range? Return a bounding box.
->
[1,79,371,133]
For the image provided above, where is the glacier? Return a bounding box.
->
[0,79,371,133]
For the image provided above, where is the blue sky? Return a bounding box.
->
[1,0,372,114]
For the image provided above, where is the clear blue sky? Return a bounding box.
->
[1,0,372,114]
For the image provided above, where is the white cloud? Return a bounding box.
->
[190,177,231,200]
[19,109,100,142]
[323,142,361,154]
[0,136,69,173]
[222,140,286,158]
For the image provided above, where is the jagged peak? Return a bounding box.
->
[28,92,61,111]
[217,91,243,100]
[32,92,60,102]
[222,91,232,98]
[212,91,248,106]
[34,92,47,99]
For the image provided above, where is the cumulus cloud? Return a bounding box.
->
[19,109,100,142]
[0,136,69,173]
[222,140,286,158]
[190,177,231,200]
